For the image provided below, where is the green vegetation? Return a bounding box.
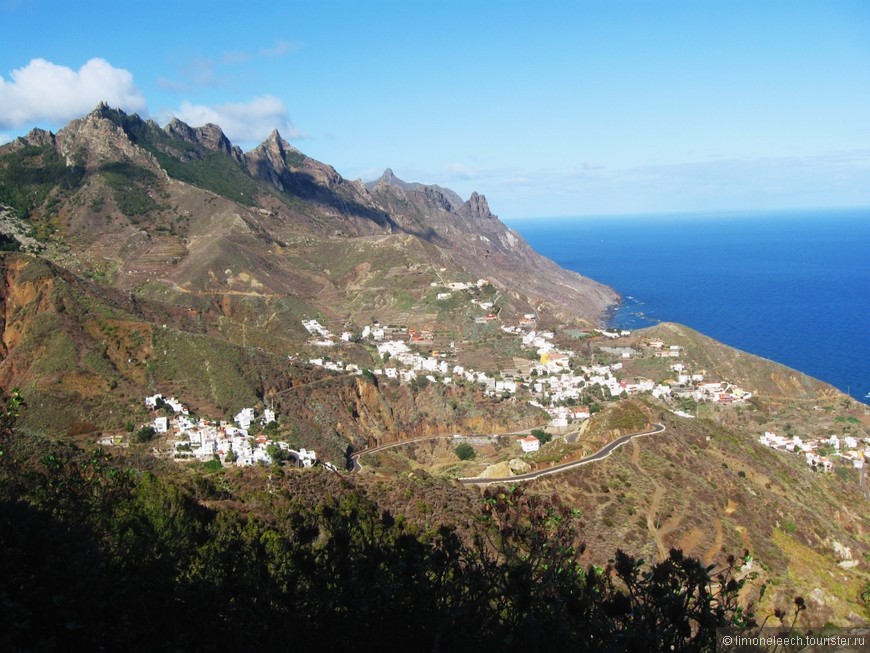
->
[0,233,20,251]
[266,443,292,464]
[454,442,476,460]
[0,144,85,221]
[410,375,430,391]
[391,290,416,310]
[155,151,261,205]
[283,148,307,167]
[0,391,773,652]
[98,160,161,217]
[100,110,260,205]
[148,330,260,415]
[530,428,552,444]
[606,401,649,432]
[203,458,223,472]
[135,425,157,443]
[26,321,77,376]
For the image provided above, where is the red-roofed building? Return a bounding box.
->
[517,435,540,453]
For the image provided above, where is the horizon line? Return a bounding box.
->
[502,205,870,222]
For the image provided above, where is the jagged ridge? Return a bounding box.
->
[0,104,618,328]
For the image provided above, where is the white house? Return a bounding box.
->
[235,408,255,430]
[806,454,833,472]
[495,380,517,394]
[144,393,163,408]
[517,435,541,453]
[297,448,318,467]
[165,397,186,413]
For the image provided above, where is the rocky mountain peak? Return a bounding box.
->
[55,104,151,166]
[163,118,197,143]
[369,168,412,191]
[245,130,295,192]
[380,168,398,183]
[164,118,242,163]
[251,130,304,166]
[464,191,495,219]
[164,117,197,142]
[18,128,56,149]
[88,101,129,125]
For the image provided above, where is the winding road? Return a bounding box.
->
[350,423,666,485]
[349,428,533,472]
[459,423,666,485]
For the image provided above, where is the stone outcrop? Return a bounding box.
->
[164,119,246,165]
[479,461,514,478]
[509,457,531,473]
[463,191,494,219]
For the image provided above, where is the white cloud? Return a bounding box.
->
[157,58,224,93]
[354,167,385,182]
[166,95,303,144]
[502,176,530,185]
[156,76,189,93]
[0,133,10,145]
[445,162,478,180]
[260,40,298,58]
[0,58,146,130]
[221,51,253,64]
[160,44,297,93]
[493,150,870,218]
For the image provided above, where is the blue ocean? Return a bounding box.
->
[505,208,870,402]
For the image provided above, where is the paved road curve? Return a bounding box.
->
[458,423,665,486]
[350,423,666,483]
[349,428,534,472]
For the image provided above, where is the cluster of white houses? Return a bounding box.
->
[140,394,317,468]
[298,315,759,431]
[301,279,492,348]
[109,278,856,470]
[759,431,867,471]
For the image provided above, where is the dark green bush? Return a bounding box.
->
[454,442,476,460]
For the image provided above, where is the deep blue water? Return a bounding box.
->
[505,208,870,402]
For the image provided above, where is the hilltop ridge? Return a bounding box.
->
[0,104,617,324]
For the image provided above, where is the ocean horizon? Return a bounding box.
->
[505,207,870,403]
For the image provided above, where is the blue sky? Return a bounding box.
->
[1,0,868,218]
